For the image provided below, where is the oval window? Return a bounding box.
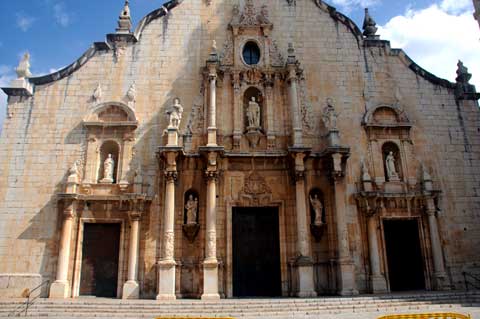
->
[242,42,260,65]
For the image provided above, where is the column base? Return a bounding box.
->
[156,259,176,300]
[201,259,220,300]
[207,127,217,147]
[49,280,70,299]
[167,128,179,147]
[370,274,388,294]
[433,271,451,291]
[337,261,359,296]
[296,257,317,298]
[122,280,139,299]
[293,128,303,147]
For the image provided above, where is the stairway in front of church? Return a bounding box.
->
[1,291,479,319]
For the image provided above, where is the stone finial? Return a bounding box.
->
[363,8,379,39]
[421,163,433,192]
[455,60,478,100]
[16,52,32,79]
[361,158,372,182]
[127,82,136,102]
[116,0,132,34]
[207,40,219,63]
[287,43,296,65]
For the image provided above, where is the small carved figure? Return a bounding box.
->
[185,195,198,224]
[166,98,184,129]
[322,98,338,131]
[103,154,115,182]
[246,97,261,128]
[231,4,240,25]
[309,194,324,226]
[385,151,399,180]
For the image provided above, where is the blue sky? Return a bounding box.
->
[0,0,478,132]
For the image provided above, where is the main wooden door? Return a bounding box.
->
[383,219,425,291]
[80,223,121,297]
[232,207,281,297]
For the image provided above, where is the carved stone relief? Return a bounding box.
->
[239,171,273,205]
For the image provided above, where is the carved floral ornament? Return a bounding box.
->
[241,171,272,196]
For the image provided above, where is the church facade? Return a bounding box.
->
[0,0,479,300]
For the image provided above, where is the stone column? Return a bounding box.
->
[332,153,358,296]
[287,65,302,147]
[366,213,387,293]
[122,211,141,299]
[202,169,220,300]
[293,152,316,297]
[232,71,242,150]
[264,74,275,150]
[157,170,177,300]
[49,201,76,298]
[207,66,218,147]
[426,201,448,290]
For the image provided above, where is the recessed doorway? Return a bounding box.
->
[80,223,121,297]
[232,207,281,297]
[383,219,425,291]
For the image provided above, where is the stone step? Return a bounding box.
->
[1,292,479,318]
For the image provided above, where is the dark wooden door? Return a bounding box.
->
[80,223,121,297]
[384,219,425,291]
[232,207,281,297]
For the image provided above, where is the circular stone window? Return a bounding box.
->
[242,41,261,65]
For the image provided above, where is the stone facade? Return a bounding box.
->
[0,0,479,299]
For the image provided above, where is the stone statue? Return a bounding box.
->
[322,98,338,131]
[103,154,115,183]
[16,52,32,79]
[93,83,102,103]
[166,98,184,129]
[309,194,324,226]
[68,160,79,178]
[247,97,261,128]
[185,195,198,224]
[385,151,399,180]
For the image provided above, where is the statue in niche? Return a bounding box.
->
[309,194,324,226]
[322,98,339,131]
[184,195,198,225]
[166,98,183,129]
[385,151,399,181]
[102,154,115,183]
[246,97,261,129]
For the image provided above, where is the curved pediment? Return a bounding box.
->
[363,104,411,128]
[84,101,138,128]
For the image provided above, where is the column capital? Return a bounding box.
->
[164,171,178,182]
[128,211,142,221]
[63,201,76,219]
[205,170,219,182]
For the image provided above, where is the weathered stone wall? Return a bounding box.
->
[0,0,479,298]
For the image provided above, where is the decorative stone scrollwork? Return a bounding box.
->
[163,231,175,260]
[240,171,272,205]
[269,40,284,67]
[204,170,219,182]
[206,231,216,259]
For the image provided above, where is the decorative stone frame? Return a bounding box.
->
[71,217,126,298]
[362,104,414,191]
[83,101,138,190]
[225,199,288,298]
[238,38,265,68]
[378,215,433,292]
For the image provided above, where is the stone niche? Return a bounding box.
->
[82,101,138,193]
[362,104,414,192]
